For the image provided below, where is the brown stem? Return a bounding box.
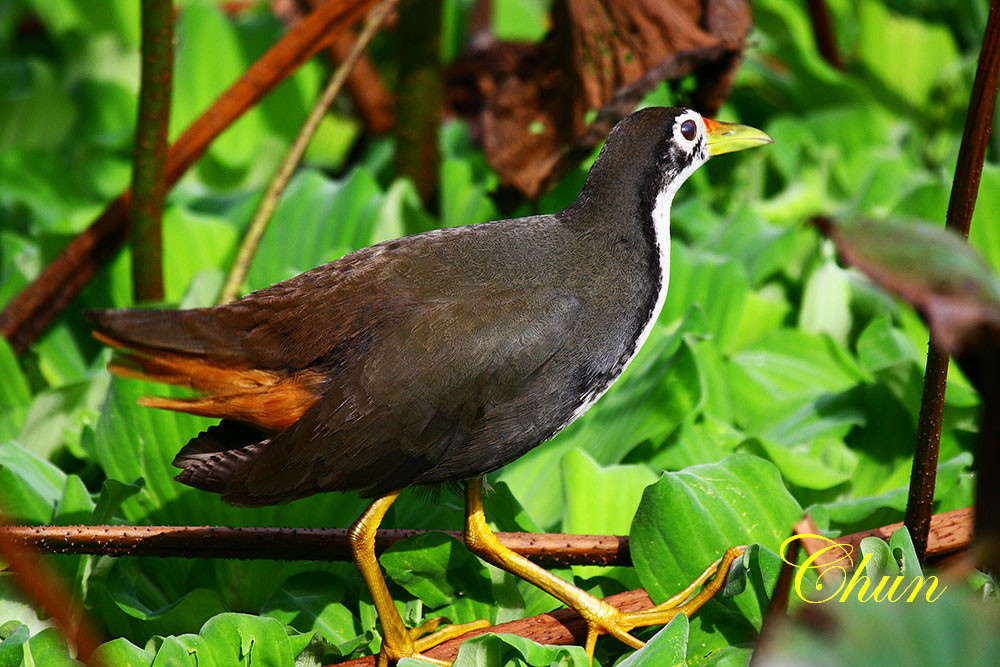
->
[0,0,376,354]
[0,525,630,568]
[906,344,949,559]
[905,0,1000,560]
[806,0,843,70]
[130,0,174,303]
[393,0,443,207]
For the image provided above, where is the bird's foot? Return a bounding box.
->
[377,617,490,666]
[579,546,746,657]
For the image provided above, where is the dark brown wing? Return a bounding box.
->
[178,289,583,504]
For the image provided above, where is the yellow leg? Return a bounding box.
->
[351,492,486,666]
[462,476,743,658]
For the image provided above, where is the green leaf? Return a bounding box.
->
[89,637,155,666]
[246,168,384,291]
[195,613,300,666]
[160,206,238,304]
[617,614,689,666]
[728,330,868,430]
[857,0,959,109]
[97,558,228,640]
[0,622,30,667]
[51,474,96,525]
[448,632,589,667]
[22,628,80,667]
[16,376,108,461]
[631,455,802,612]
[560,449,657,578]
[170,1,264,169]
[262,572,362,648]
[381,532,494,625]
[739,437,854,491]
[0,340,32,442]
[856,315,919,373]
[0,441,67,524]
[798,258,852,345]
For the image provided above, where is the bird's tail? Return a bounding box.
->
[84,308,323,431]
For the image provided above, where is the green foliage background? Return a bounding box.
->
[0,0,997,664]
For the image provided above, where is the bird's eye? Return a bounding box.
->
[680,119,697,141]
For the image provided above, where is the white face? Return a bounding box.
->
[670,108,711,167]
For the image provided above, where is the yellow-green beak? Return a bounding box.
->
[704,118,773,156]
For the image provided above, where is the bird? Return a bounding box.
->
[86,106,771,665]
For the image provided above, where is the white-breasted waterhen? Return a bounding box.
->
[86,106,772,665]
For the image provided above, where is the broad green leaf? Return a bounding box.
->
[448,632,589,667]
[246,168,384,291]
[104,559,228,634]
[262,572,362,648]
[88,637,154,666]
[560,449,656,578]
[631,455,802,611]
[809,453,972,534]
[739,437,854,491]
[664,247,750,353]
[161,206,238,304]
[22,628,79,667]
[728,330,869,430]
[617,614,688,666]
[0,61,75,151]
[441,158,499,230]
[382,532,494,625]
[0,622,30,667]
[17,375,108,461]
[857,0,959,109]
[561,449,657,536]
[196,613,300,667]
[92,479,144,524]
[859,536,900,580]
[51,475,96,525]
[856,315,919,373]
[0,341,31,442]
[170,1,264,169]
[0,441,67,524]
[798,257,851,345]
[635,416,742,472]
[148,636,197,667]
[491,0,548,41]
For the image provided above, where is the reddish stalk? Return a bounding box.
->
[129,0,174,302]
[905,0,1000,559]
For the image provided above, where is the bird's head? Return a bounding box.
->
[579,107,772,214]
